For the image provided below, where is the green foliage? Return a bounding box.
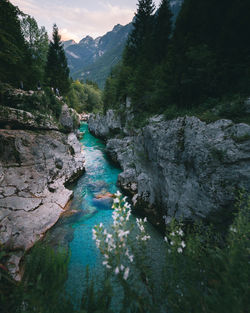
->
[0,0,29,87]
[45,24,70,95]
[66,80,103,113]
[0,1,50,90]
[161,194,250,313]
[153,0,173,62]
[103,63,132,112]
[91,192,250,313]
[0,243,74,313]
[103,0,250,124]
[20,14,49,88]
[0,82,62,118]
[124,0,155,67]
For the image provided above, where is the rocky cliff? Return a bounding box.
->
[0,103,85,280]
[89,110,250,228]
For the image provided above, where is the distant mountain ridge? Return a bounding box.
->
[64,0,183,88]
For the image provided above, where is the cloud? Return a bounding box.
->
[11,0,135,42]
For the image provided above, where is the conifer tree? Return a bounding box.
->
[20,15,49,88]
[153,0,172,62]
[45,24,69,95]
[124,0,155,66]
[0,0,28,87]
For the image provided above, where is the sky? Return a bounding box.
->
[11,0,161,42]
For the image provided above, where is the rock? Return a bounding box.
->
[88,109,122,139]
[79,113,90,121]
[0,105,59,130]
[95,192,114,199]
[59,104,80,132]
[0,124,85,278]
[89,111,250,226]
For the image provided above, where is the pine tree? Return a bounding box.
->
[153,0,172,62]
[124,0,155,66]
[45,24,69,95]
[20,15,49,88]
[0,0,28,87]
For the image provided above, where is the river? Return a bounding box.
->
[44,122,164,306]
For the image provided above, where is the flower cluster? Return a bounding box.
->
[164,223,186,254]
[136,218,151,242]
[92,191,137,281]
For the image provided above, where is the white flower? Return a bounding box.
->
[126,210,131,221]
[123,267,130,280]
[115,190,122,197]
[181,241,186,248]
[118,230,130,238]
[124,202,131,209]
[120,264,125,271]
[92,232,97,240]
[123,196,128,202]
[104,254,109,259]
[106,264,111,269]
[170,241,174,246]
[164,236,168,243]
[96,239,100,248]
[113,198,120,204]
[99,223,103,228]
[177,247,183,253]
[102,260,108,266]
[230,226,237,233]
[115,267,120,275]
[141,235,150,241]
[128,254,134,262]
[178,229,184,236]
[143,217,147,222]
[138,225,145,232]
[170,232,175,236]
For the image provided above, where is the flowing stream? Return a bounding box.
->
[45,123,164,305]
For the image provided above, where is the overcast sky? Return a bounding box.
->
[11,0,161,42]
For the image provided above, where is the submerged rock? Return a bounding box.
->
[89,111,250,227]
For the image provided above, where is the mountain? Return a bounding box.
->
[64,0,183,88]
[62,39,76,49]
[64,23,132,88]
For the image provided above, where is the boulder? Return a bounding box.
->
[59,104,80,132]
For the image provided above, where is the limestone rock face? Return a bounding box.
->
[59,104,80,132]
[88,109,122,139]
[0,106,85,280]
[89,112,250,225]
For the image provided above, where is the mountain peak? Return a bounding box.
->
[112,24,122,32]
[62,39,76,49]
[79,35,94,45]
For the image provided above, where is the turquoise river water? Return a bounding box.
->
[45,123,163,305]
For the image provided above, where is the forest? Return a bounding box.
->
[103,0,250,125]
[0,0,103,115]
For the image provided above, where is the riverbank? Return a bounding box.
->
[89,110,250,228]
[0,100,85,280]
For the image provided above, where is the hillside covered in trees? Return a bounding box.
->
[103,0,250,124]
[0,0,103,115]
